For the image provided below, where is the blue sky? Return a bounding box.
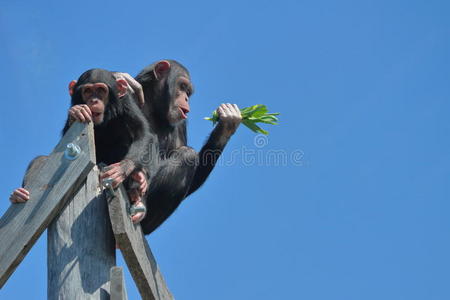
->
[1,0,450,299]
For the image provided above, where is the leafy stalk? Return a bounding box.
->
[204,104,280,135]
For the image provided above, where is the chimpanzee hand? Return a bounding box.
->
[216,103,242,137]
[9,187,30,203]
[130,200,147,224]
[131,170,148,197]
[113,72,145,108]
[68,104,92,123]
[100,160,135,188]
[127,170,148,224]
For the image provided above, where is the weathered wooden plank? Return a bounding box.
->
[0,122,96,288]
[107,186,173,300]
[47,166,116,299]
[110,266,129,300]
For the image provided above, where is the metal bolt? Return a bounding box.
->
[64,143,81,160]
[102,178,115,198]
[130,204,147,216]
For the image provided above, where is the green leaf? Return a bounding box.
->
[242,119,269,135]
[241,104,266,117]
[204,104,279,135]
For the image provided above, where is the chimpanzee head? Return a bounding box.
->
[68,69,128,125]
[136,60,194,127]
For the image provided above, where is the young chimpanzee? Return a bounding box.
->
[10,69,157,223]
[135,60,242,234]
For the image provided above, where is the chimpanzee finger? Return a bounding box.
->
[222,104,234,117]
[120,73,145,108]
[104,167,121,180]
[100,163,121,179]
[73,109,87,122]
[17,187,30,196]
[217,105,228,118]
[111,173,126,188]
[232,104,242,119]
[10,189,29,203]
[103,162,121,171]
[131,171,148,195]
[9,195,21,203]
[226,103,237,116]
[131,201,146,223]
[69,108,82,122]
[139,180,148,196]
[80,106,92,122]
[131,170,145,182]
[131,212,145,224]
[78,111,88,122]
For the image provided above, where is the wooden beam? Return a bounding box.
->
[110,267,129,300]
[107,186,173,300]
[0,122,96,288]
[47,166,116,299]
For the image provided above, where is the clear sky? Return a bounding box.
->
[1,0,449,299]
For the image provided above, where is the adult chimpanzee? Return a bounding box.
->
[135,60,242,234]
[10,69,157,223]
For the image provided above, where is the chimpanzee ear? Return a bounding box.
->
[153,60,171,80]
[116,79,128,98]
[68,80,77,96]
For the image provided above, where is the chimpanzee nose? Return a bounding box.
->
[87,98,99,105]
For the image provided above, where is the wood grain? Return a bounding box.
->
[0,122,96,288]
[47,166,115,300]
[110,266,129,300]
[107,186,173,300]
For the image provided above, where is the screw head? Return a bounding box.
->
[64,143,81,160]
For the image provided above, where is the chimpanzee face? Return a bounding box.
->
[80,82,109,124]
[167,74,193,125]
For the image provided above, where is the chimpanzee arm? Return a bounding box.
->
[186,125,230,196]
[121,98,156,174]
[99,97,158,189]
[186,103,241,196]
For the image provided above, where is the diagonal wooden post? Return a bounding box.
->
[107,186,173,300]
[0,122,96,288]
[0,121,175,299]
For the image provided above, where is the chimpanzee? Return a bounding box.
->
[135,60,242,234]
[10,69,157,223]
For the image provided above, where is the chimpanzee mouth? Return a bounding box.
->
[179,107,189,119]
[92,112,102,118]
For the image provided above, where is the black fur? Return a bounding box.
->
[63,69,158,177]
[136,60,233,234]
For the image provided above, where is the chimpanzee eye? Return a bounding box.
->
[97,87,106,96]
[83,87,92,96]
